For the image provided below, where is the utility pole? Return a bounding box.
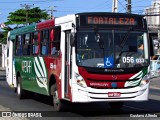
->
[21,4,34,26]
[112,0,118,12]
[126,0,131,13]
[48,6,56,19]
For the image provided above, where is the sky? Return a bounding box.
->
[0,0,154,28]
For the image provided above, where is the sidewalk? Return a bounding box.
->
[0,67,5,71]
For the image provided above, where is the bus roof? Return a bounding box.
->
[9,19,55,40]
[37,19,54,30]
[10,23,36,40]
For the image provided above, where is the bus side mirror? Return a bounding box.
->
[70,32,75,46]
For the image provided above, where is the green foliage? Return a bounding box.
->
[0,31,7,44]
[1,7,49,44]
[0,27,12,43]
[5,7,49,26]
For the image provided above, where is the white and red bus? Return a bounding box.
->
[6,12,150,111]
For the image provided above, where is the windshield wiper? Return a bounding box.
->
[95,32,105,60]
[95,32,104,49]
[116,27,134,64]
[98,39,104,49]
[120,27,134,48]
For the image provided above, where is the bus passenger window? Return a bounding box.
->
[23,33,31,55]
[16,35,23,56]
[41,30,49,55]
[50,27,61,55]
[51,47,57,55]
[33,44,39,54]
[32,32,39,55]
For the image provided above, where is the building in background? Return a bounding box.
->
[145,0,160,40]
[145,0,160,77]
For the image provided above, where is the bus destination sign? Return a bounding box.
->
[86,16,137,25]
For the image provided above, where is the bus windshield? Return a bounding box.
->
[76,30,149,68]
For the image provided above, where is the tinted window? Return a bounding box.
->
[50,27,61,55]
[16,35,23,56]
[23,33,31,55]
[32,32,39,55]
[41,30,49,55]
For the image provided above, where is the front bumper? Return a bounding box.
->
[72,82,150,102]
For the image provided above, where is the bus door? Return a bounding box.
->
[6,40,14,87]
[64,30,71,97]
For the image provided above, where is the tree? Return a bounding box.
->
[5,7,49,26]
[0,27,12,44]
[0,7,49,43]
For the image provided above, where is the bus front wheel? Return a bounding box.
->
[52,84,65,112]
[108,102,124,110]
[17,76,25,99]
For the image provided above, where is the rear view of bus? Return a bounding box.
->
[72,13,150,109]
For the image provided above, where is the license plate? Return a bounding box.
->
[108,92,121,97]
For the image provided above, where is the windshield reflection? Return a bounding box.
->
[76,30,149,68]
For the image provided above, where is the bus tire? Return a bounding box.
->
[17,76,25,99]
[52,84,65,112]
[108,102,124,110]
[14,88,17,93]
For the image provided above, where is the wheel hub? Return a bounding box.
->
[53,90,59,106]
[17,83,20,95]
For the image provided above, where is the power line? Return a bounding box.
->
[88,1,111,11]
[117,0,126,11]
[132,5,151,8]
[103,1,113,9]
[132,10,144,14]
[56,10,79,13]
[95,1,113,11]
[32,0,64,5]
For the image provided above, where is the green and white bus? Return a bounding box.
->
[6,12,150,111]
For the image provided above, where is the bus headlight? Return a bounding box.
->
[75,72,87,88]
[140,74,150,87]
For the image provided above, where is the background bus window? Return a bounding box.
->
[16,35,23,56]
[50,27,61,55]
[153,39,160,55]
[23,33,31,55]
[41,30,49,55]
[32,32,39,55]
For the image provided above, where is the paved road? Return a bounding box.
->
[0,69,160,120]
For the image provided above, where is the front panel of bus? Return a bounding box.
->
[72,13,150,102]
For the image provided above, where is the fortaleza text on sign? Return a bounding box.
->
[87,16,136,25]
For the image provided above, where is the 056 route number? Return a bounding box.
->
[122,57,144,64]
